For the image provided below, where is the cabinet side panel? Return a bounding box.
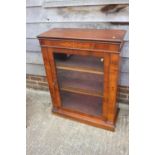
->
[107,54,120,123]
[102,54,110,120]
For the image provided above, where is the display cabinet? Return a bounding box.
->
[38,28,125,131]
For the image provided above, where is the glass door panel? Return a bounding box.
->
[54,53,104,117]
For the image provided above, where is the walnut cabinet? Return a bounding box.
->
[38,28,125,131]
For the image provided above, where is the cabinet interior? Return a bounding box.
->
[54,53,104,117]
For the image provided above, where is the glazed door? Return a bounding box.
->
[49,50,105,118]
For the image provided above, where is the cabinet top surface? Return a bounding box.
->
[38,28,126,42]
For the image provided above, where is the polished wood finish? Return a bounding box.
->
[38,28,125,42]
[38,28,125,131]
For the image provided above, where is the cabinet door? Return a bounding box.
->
[48,50,105,118]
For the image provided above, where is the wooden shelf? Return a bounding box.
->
[61,91,102,117]
[55,55,104,75]
[57,69,103,97]
[60,87,102,97]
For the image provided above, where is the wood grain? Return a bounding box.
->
[38,28,126,42]
[26,38,129,57]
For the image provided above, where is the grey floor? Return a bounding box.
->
[26,89,129,155]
